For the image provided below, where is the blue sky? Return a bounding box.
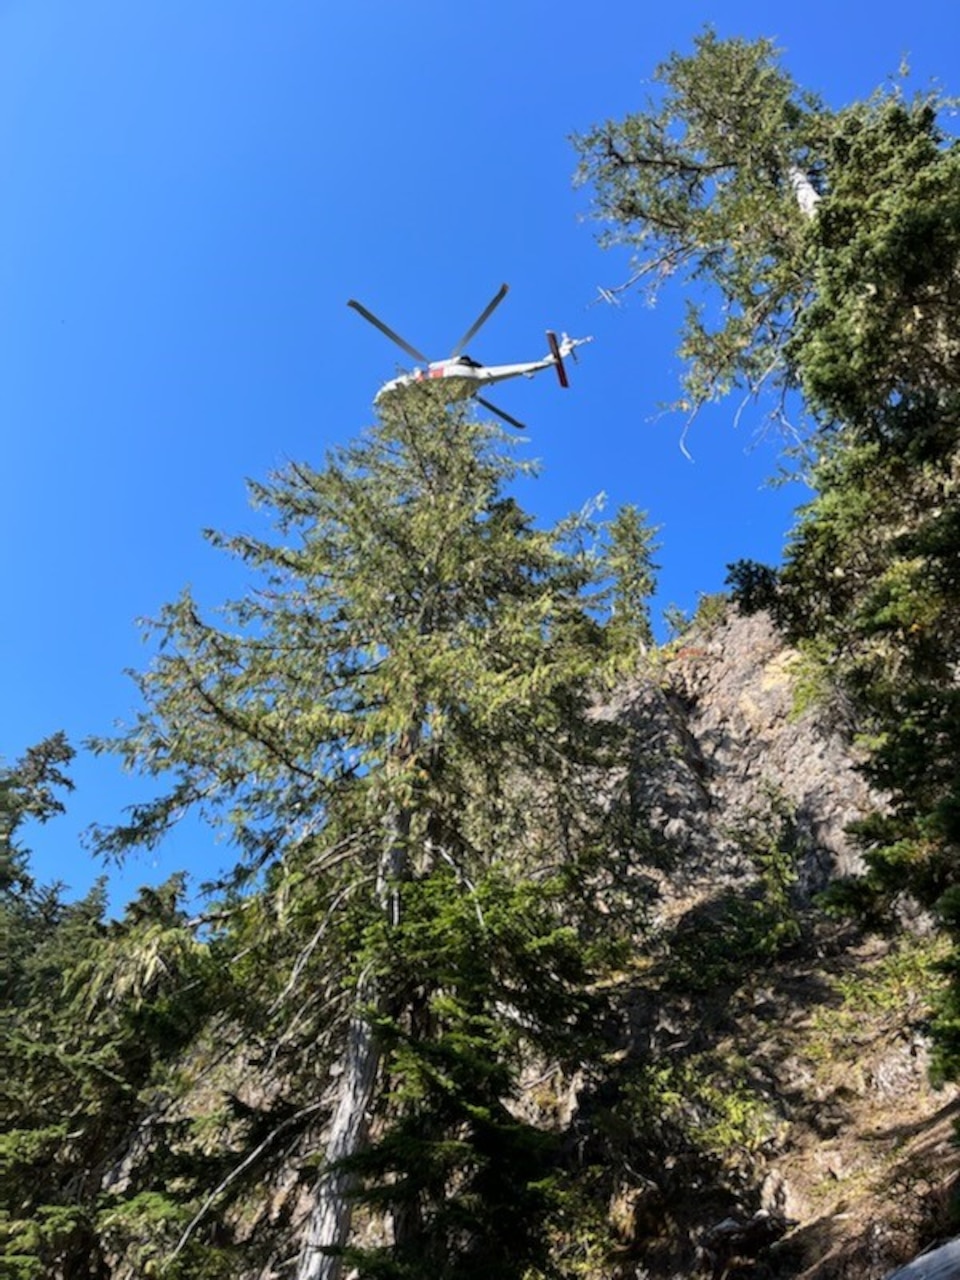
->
[3,1,956,910]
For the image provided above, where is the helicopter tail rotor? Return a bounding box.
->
[548,331,594,386]
[546,331,570,388]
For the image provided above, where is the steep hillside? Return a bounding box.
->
[615,608,873,899]
[559,607,959,1279]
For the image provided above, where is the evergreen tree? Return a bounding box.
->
[574,29,833,417]
[2,740,228,1279]
[602,504,660,666]
[92,391,624,1278]
[761,95,960,988]
[575,28,958,446]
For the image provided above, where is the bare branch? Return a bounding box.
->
[168,1101,327,1264]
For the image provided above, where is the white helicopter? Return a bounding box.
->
[348,283,592,429]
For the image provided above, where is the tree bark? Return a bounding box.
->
[296,733,419,1280]
[789,166,821,219]
[294,989,382,1280]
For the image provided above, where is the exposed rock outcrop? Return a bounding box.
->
[578,607,958,1280]
[609,608,877,910]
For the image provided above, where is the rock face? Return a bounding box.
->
[581,608,959,1280]
[609,608,877,910]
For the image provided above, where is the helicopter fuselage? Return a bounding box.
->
[375,354,556,404]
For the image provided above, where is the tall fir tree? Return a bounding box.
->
[602,504,660,667]
[92,390,625,1278]
[573,29,833,418]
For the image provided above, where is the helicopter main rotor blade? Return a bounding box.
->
[347,300,429,365]
[449,283,509,358]
[475,395,526,430]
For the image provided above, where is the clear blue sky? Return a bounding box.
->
[3,1,955,910]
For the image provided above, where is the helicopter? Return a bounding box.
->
[348,283,592,429]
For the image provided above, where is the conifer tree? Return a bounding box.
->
[3,740,224,1279]
[575,28,958,439]
[574,29,833,418]
[603,504,659,665]
[93,391,622,1278]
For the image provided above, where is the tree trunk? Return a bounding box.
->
[294,988,382,1280]
[296,740,418,1280]
[789,166,821,218]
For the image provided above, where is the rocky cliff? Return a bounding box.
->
[567,607,959,1280]
[616,607,873,899]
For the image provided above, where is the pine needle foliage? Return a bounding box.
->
[601,504,660,667]
[2,739,233,1279]
[574,29,832,416]
[91,395,606,889]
